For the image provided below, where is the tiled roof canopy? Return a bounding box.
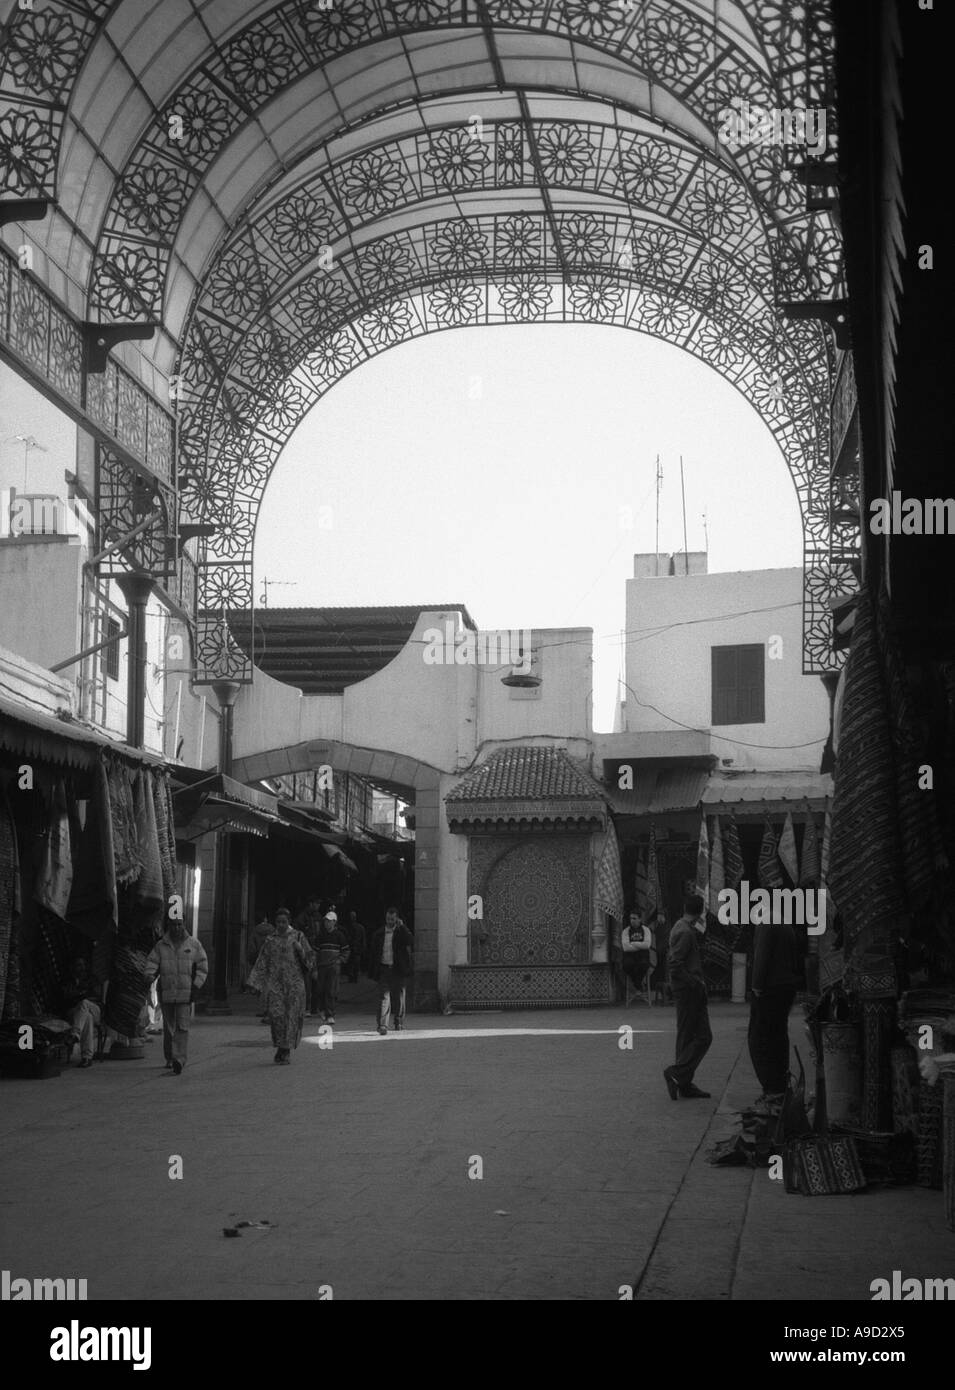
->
[446,746,607,832]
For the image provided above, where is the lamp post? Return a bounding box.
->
[206,679,241,1014]
[114,572,156,749]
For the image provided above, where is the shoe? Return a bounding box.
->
[171,1059,183,1076]
[259,1015,270,1024]
[274,1050,282,1063]
[377,1026,387,1036]
[326,1016,335,1025]
[305,1012,313,1019]
[679,1084,711,1099]
[663,1067,679,1100]
[164,1060,173,1069]
[78,1058,93,1069]
[394,1023,403,1031]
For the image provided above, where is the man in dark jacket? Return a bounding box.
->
[663,892,712,1100]
[748,916,801,1109]
[368,907,414,1035]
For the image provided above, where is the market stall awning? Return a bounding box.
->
[321,844,358,873]
[606,767,710,817]
[702,771,834,814]
[176,797,278,841]
[171,769,280,839]
[0,691,168,770]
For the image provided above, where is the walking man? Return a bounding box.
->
[312,910,349,1024]
[368,907,414,1035]
[663,892,712,1100]
[144,921,208,1075]
[748,915,800,1112]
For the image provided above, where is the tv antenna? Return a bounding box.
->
[260,577,298,607]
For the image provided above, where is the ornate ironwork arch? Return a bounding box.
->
[0,1,851,686]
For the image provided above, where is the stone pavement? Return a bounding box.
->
[1,989,951,1301]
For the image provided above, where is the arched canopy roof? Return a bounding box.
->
[0,0,847,680]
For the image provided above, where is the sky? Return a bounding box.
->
[255,323,803,729]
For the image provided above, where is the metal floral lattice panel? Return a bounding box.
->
[0,0,110,197]
[95,446,176,585]
[85,1,840,322]
[0,247,175,484]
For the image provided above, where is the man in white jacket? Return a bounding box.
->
[144,923,209,1075]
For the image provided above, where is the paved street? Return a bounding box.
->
[1,994,951,1301]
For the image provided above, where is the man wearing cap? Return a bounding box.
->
[312,910,349,1024]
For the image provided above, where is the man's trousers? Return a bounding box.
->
[670,983,712,1089]
[161,1001,191,1065]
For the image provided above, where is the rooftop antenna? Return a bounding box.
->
[702,509,709,559]
[680,455,689,574]
[259,577,298,607]
[654,453,663,575]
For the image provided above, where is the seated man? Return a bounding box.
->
[62,956,101,1068]
[621,910,653,996]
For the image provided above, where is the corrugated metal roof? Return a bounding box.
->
[607,766,709,816]
[447,746,607,803]
[227,604,478,694]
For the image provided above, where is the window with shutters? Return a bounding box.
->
[711,644,765,725]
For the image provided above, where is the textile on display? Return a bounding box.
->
[799,813,821,887]
[785,1135,867,1195]
[108,760,140,885]
[777,811,799,884]
[103,944,150,1038]
[34,779,73,920]
[758,818,785,889]
[153,772,177,904]
[710,816,725,906]
[28,911,72,1016]
[917,1077,944,1189]
[133,771,163,912]
[861,998,895,1132]
[944,1073,955,1231]
[723,815,743,892]
[696,814,709,906]
[828,588,906,958]
[0,785,21,1020]
[66,760,117,938]
[877,588,946,909]
[890,1045,920,1138]
[594,827,624,924]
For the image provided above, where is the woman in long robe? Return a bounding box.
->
[248,908,314,1064]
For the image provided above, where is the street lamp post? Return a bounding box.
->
[207,679,242,1014]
